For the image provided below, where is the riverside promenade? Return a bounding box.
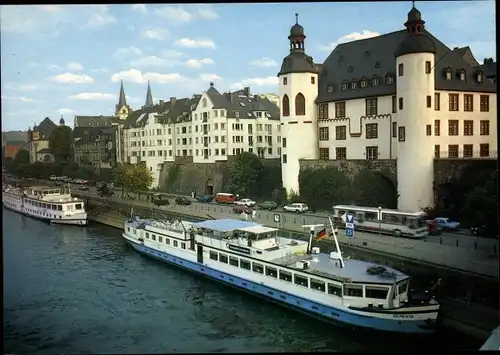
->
[77,190,498,281]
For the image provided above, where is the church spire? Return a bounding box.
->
[145,81,153,107]
[118,79,127,106]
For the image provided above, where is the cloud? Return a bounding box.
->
[142,28,169,40]
[67,62,84,71]
[110,69,188,84]
[129,56,174,67]
[114,46,143,58]
[91,68,109,73]
[50,73,94,84]
[199,74,222,82]
[83,5,117,29]
[153,5,218,23]
[185,58,215,68]
[322,30,380,51]
[175,38,216,49]
[48,64,62,71]
[4,82,39,91]
[249,57,278,68]
[230,76,279,90]
[57,108,75,115]
[69,93,116,101]
[131,4,148,14]
[162,50,185,58]
[2,96,41,103]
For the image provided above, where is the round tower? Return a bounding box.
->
[278,13,319,197]
[395,5,436,211]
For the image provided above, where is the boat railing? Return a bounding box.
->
[150,220,186,233]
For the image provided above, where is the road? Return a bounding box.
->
[71,186,499,279]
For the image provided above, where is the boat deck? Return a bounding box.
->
[271,252,409,284]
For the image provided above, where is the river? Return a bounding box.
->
[3,208,481,353]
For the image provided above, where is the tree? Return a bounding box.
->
[49,126,73,163]
[228,152,264,197]
[97,182,114,198]
[13,149,30,166]
[299,167,352,210]
[119,164,153,196]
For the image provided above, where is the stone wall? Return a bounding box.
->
[433,158,497,186]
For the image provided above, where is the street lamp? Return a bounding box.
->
[378,206,382,235]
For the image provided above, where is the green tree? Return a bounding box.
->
[4,157,15,172]
[352,168,397,208]
[13,149,30,167]
[299,167,352,210]
[228,152,264,197]
[120,164,153,196]
[49,126,73,163]
[97,182,114,198]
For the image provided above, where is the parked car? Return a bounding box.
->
[258,201,278,210]
[196,195,214,203]
[433,217,460,230]
[233,205,253,214]
[215,193,236,204]
[79,186,90,191]
[153,194,170,206]
[175,196,192,206]
[234,198,256,207]
[283,203,309,213]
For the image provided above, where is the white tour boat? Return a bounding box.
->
[2,184,88,226]
[122,215,440,334]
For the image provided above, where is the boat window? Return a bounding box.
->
[57,205,62,211]
[158,236,163,243]
[173,240,178,247]
[219,254,228,263]
[146,233,150,239]
[181,242,186,249]
[127,227,130,232]
[310,278,326,292]
[327,283,342,296]
[133,229,137,235]
[265,266,278,278]
[252,262,264,274]
[75,203,82,210]
[279,270,292,282]
[240,259,251,270]
[52,204,56,210]
[165,238,170,245]
[294,274,308,287]
[365,286,389,299]
[229,256,239,267]
[398,281,408,295]
[209,251,218,260]
[344,285,363,297]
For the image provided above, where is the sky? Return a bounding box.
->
[0,2,496,131]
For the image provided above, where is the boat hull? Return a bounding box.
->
[2,201,87,226]
[124,235,437,334]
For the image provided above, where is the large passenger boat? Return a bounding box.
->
[122,216,440,334]
[2,184,88,225]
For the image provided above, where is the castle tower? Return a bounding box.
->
[395,5,436,211]
[115,79,131,120]
[278,13,319,196]
[145,81,154,107]
[59,115,65,126]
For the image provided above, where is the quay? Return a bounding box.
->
[480,325,500,351]
[76,192,499,340]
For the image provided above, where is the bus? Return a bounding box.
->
[332,205,428,239]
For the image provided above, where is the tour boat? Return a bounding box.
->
[122,215,440,334]
[2,184,88,226]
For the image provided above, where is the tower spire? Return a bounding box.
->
[295,13,299,24]
[118,79,127,107]
[145,81,153,107]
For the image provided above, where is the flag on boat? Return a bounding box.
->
[315,226,328,241]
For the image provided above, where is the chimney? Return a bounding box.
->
[170,97,177,106]
[453,47,459,50]
[228,92,233,103]
[159,100,164,106]
[244,87,250,97]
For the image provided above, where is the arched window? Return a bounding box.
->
[282,95,290,117]
[295,93,305,116]
[202,98,207,107]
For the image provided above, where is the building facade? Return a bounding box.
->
[121,83,281,187]
[73,126,117,169]
[26,117,58,163]
[278,8,497,211]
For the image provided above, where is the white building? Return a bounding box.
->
[122,83,281,187]
[278,8,497,211]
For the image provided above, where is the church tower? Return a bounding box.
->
[115,79,131,120]
[278,14,319,197]
[145,81,154,107]
[395,5,436,211]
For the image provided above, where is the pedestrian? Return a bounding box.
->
[251,210,257,221]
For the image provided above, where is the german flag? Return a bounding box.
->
[315,227,328,241]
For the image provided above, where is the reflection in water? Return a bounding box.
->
[3,208,481,354]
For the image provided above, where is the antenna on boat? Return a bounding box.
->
[301,224,324,254]
[328,216,345,268]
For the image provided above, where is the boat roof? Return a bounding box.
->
[238,225,278,234]
[192,219,260,232]
[273,252,409,284]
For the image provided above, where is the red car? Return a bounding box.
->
[233,205,253,214]
[426,220,442,235]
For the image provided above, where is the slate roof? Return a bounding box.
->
[2,131,28,143]
[316,29,497,103]
[73,126,116,139]
[478,58,497,79]
[74,115,120,127]
[123,100,174,129]
[452,47,479,68]
[157,97,198,125]
[33,117,57,136]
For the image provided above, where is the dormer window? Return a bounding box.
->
[457,69,466,81]
[327,85,334,93]
[348,66,354,73]
[341,83,348,91]
[372,78,379,86]
[444,68,452,80]
[360,80,368,88]
[386,76,394,84]
[477,71,484,83]
[375,62,380,68]
[351,82,357,89]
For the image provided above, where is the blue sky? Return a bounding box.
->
[0,2,496,131]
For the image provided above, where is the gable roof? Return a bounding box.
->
[34,117,57,136]
[74,115,120,127]
[317,29,496,103]
[452,46,479,67]
[2,131,28,143]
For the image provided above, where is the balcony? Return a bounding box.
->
[203,142,209,147]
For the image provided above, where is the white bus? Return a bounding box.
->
[332,205,428,239]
